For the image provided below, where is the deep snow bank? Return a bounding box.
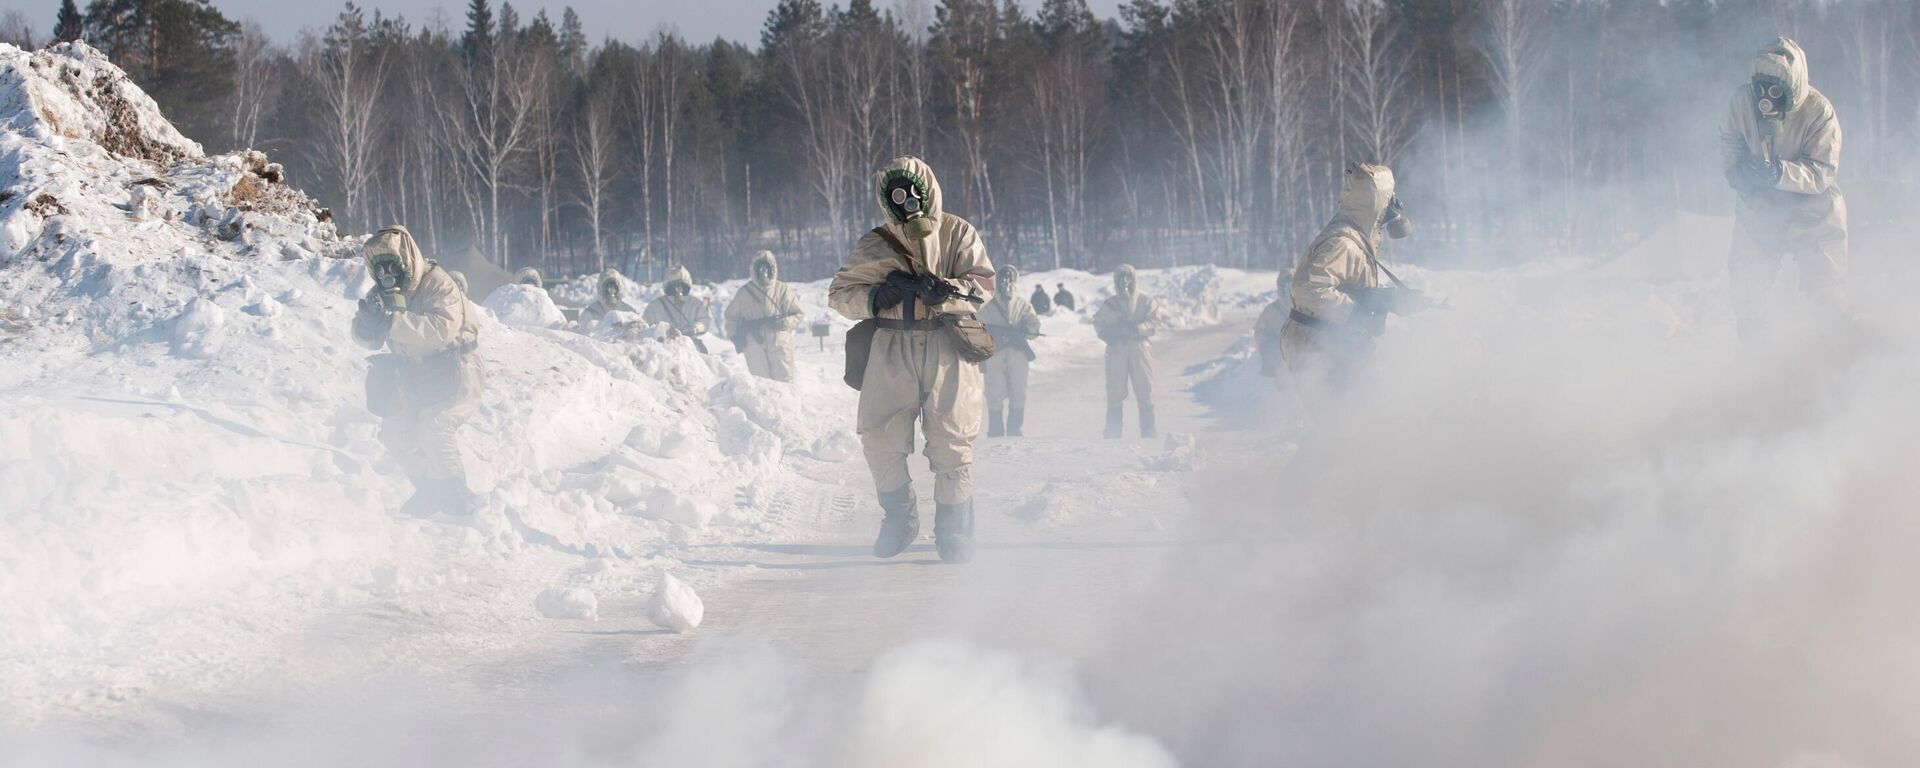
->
[0,43,853,725]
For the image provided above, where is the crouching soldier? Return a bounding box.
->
[1279,162,1427,401]
[829,156,995,564]
[724,250,805,381]
[352,225,484,517]
[643,264,712,352]
[981,265,1041,437]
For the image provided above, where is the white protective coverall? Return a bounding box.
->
[579,268,634,326]
[352,225,484,487]
[979,265,1041,435]
[828,156,996,506]
[724,251,805,381]
[1718,37,1847,336]
[1279,163,1394,398]
[642,265,712,347]
[1092,265,1161,436]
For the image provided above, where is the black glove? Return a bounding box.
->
[871,275,912,313]
[1729,154,1781,194]
[354,296,394,342]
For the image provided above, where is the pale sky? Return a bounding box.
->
[4,0,1128,48]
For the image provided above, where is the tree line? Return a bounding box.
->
[6,0,1918,282]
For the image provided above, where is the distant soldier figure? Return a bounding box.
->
[724,250,805,381]
[1054,282,1077,312]
[1030,282,1053,315]
[579,268,635,326]
[642,264,711,352]
[1279,162,1427,400]
[981,265,1042,437]
[1092,265,1160,439]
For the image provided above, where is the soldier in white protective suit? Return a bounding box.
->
[1278,162,1428,403]
[642,264,712,352]
[979,265,1041,437]
[1719,37,1848,338]
[579,268,635,327]
[724,250,804,381]
[1092,265,1161,439]
[351,225,485,517]
[829,156,996,564]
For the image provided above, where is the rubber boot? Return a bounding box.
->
[872,485,920,558]
[1140,405,1157,439]
[1007,408,1025,437]
[1104,405,1123,439]
[987,409,1005,438]
[934,499,975,564]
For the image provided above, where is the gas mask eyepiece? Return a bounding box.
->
[1753,75,1790,119]
[883,176,927,223]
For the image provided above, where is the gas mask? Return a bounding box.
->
[753,261,775,283]
[1116,272,1136,297]
[882,173,937,239]
[1753,74,1790,120]
[997,269,1018,296]
[668,282,690,298]
[1380,196,1413,240]
[367,251,410,309]
[602,281,622,305]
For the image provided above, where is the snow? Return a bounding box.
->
[646,571,704,633]
[534,586,598,621]
[480,283,566,328]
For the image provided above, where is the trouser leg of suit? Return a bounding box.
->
[744,342,773,378]
[1105,345,1131,406]
[761,338,797,383]
[1129,344,1155,408]
[1005,353,1030,409]
[380,398,475,481]
[858,329,981,505]
[983,356,1011,412]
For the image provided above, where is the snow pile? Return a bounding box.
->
[0,42,850,724]
[646,571,704,633]
[534,586,598,621]
[481,283,566,328]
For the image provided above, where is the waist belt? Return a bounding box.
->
[1287,309,1330,329]
[874,317,942,331]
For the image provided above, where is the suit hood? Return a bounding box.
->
[664,264,693,293]
[1753,37,1811,113]
[750,250,779,284]
[1338,163,1396,234]
[596,268,624,307]
[364,225,426,292]
[875,156,945,234]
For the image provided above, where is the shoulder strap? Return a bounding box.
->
[1327,224,1408,290]
[871,227,925,274]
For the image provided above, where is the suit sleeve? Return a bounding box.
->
[1776,107,1841,196]
[774,284,804,331]
[1292,239,1362,323]
[389,275,464,353]
[830,234,895,321]
[931,224,994,316]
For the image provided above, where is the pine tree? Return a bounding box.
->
[558,6,586,76]
[461,0,492,60]
[53,0,84,42]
